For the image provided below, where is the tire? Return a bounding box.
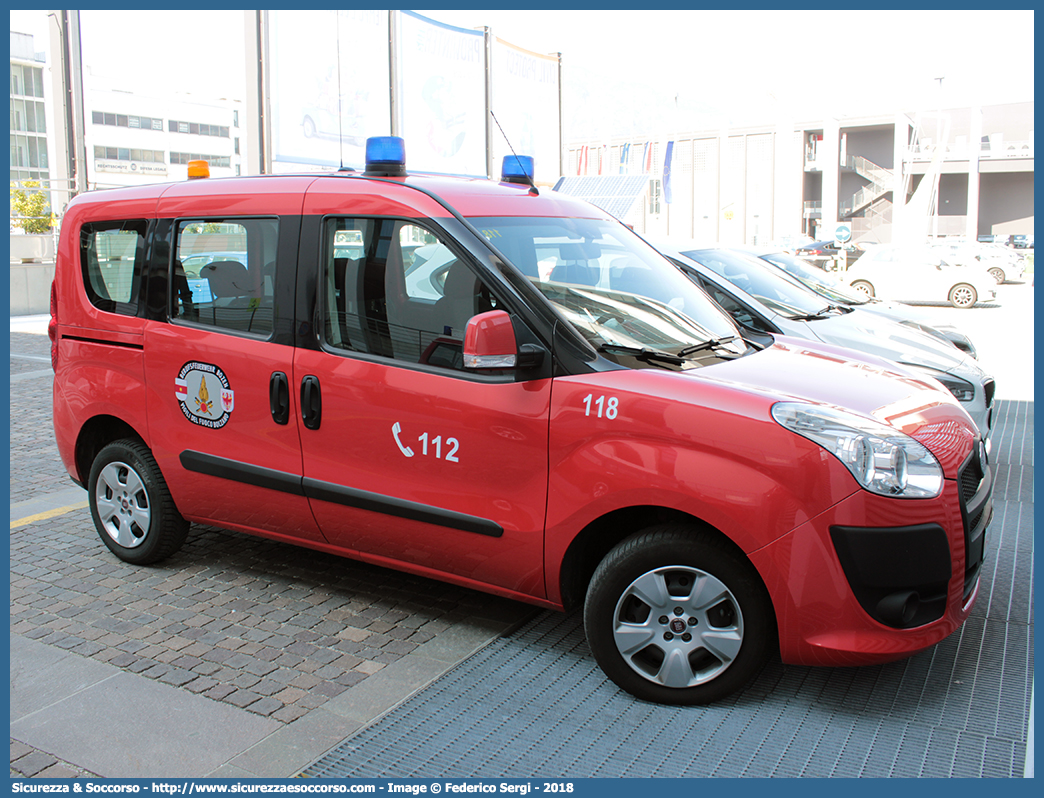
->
[583,525,774,705]
[850,280,875,298]
[948,283,978,309]
[302,116,316,138]
[988,266,1005,284]
[88,440,189,565]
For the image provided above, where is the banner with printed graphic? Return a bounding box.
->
[269,10,391,170]
[397,11,486,176]
[490,38,560,183]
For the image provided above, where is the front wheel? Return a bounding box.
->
[88,440,189,565]
[948,283,978,309]
[988,266,1005,284]
[584,526,774,705]
[850,279,875,298]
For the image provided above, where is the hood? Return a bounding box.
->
[692,337,976,473]
[801,307,980,377]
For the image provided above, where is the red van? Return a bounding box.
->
[50,138,991,704]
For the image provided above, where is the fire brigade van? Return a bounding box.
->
[50,137,992,705]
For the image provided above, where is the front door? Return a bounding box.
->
[294,216,551,597]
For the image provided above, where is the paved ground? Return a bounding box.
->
[9,280,1034,778]
[9,328,534,777]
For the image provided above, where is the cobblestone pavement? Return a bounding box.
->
[9,331,532,776]
[11,739,98,778]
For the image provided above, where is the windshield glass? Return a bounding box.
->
[470,216,746,360]
[759,251,869,305]
[680,248,828,317]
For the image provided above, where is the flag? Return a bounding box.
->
[643,142,653,173]
[619,143,631,174]
[578,145,588,175]
[663,141,674,204]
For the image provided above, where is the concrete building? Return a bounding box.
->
[563,102,1034,246]
[84,74,245,189]
[10,31,52,188]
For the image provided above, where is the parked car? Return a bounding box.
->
[841,244,997,308]
[1012,234,1033,250]
[50,139,992,706]
[741,246,978,359]
[795,239,864,266]
[648,240,996,445]
[930,240,1025,284]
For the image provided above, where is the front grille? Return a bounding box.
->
[983,379,996,408]
[960,455,984,503]
[957,440,992,600]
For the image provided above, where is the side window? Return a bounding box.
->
[80,221,147,315]
[172,218,277,335]
[322,218,499,370]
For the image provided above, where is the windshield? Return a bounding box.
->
[470,216,747,360]
[679,248,829,317]
[758,251,869,305]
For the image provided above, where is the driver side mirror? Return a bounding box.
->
[463,310,545,370]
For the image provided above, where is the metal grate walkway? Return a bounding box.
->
[303,400,1033,778]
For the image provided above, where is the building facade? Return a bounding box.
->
[10,31,53,188]
[564,102,1034,247]
[84,74,245,189]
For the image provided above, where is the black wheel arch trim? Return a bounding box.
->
[178,450,503,538]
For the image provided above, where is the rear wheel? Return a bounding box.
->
[88,440,188,565]
[584,525,774,705]
[948,283,978,309]
[988,266,1005,284]
[850,280,875,298]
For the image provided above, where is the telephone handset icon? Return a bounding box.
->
[392,422,415,457]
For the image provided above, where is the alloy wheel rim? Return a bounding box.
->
[95,460,151,548]
[612,565,744,688]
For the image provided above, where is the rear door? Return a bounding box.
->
[292,186,552,597]
[143,181,326,543]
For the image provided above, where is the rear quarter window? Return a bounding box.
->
[79,220,148,315]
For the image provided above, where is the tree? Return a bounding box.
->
[10,180,57,234]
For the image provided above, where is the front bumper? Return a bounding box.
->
[750,443,992,667]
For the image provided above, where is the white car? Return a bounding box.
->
[842,245,997,308]
[739,246,979,359]
[930,241,1026,284]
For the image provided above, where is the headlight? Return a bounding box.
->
[772,403,943,498]
[908,367,976,402]
[932,374,976,402]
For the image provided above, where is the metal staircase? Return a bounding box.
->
[839,155,893,218]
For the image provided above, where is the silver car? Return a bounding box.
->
[738,246,979,360]
[649,240,997,446]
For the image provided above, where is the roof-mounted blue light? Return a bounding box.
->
[501,155,534,184]
[365,136,406,176]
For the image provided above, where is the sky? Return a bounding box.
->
[10,8,1035,142]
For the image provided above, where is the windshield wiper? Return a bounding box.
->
[676,335,741,357]
[597,343,685,365]
[788,304,846,321]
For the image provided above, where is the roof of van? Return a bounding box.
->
[66,171,609,222]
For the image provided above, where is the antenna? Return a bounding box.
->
[491,110,538,196]
[336,12,344,169]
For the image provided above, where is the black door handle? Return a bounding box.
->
[270,372,289,425]
[301,375,322,430]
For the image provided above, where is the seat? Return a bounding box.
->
[202,260,264,331]
[610,265,649,295]
[202,260,252,297]
[549,243,599,286]
[432,262,478,338]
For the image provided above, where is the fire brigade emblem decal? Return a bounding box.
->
[175,362,235,429]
